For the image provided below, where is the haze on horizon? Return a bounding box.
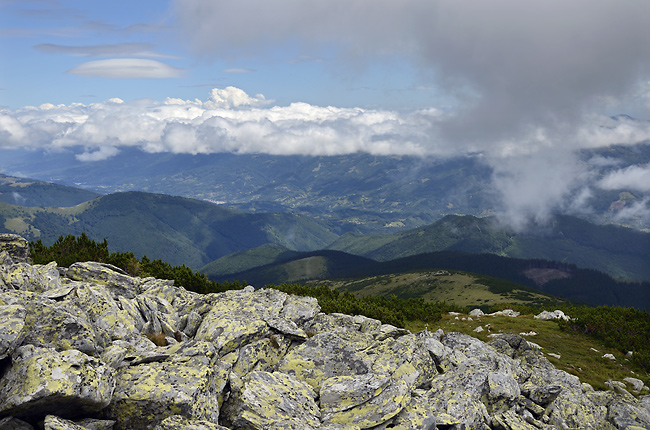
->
[2,0,650,229]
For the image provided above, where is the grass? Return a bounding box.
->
[323,270,567,311]
[407,312,650,393]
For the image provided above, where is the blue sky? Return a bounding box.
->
[0,0,437,110]
[2,0,650,227]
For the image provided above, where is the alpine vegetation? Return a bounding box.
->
[1,233,649,430]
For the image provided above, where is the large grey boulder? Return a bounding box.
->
[66,262,141,299]
[222,370,321,430]
[276,331,375,392]
[0,345,115,421]
[155,415,229,430]
[0,234,31,265]
[106,341,230,430]
[0,304,27,360]
[1,261,61,292]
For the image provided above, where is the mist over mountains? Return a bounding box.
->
[2,137,650,233]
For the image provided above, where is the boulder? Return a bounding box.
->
[0,304,27,360]
[534,309,570,321]
[222,371,321,430]
[276,331,375,392]
[106,342,229,430]
[155,415,229,430]
[0,345,115,421]
[66,262,140,299]
[19,291,104,354]
[0,417,34,430]
[0,234,31,265]
[469,308,485,317]
[1,261,61,292]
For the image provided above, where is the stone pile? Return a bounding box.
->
[1,233,649,430]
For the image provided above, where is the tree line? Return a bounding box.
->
[30,234,650,371]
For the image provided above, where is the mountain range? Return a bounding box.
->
[1,173,649,310]
[3,140,650,232]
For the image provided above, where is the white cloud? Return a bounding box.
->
[609,197,650,227]
[222,68,254,74]
[173,0,650,149]
[0,87,439,158]
[67,59,185,78]
[489,150,594,231]
[76,145,120,162]
[205,87,271,109]
[598,164,650,192]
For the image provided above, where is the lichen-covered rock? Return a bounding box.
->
[20,293,104,354]
[154,415,229,430]
[0,304,27,359]
[0,345,115,421]
[381,391,437,430]
[195,309,269,355]
[106,342,229,430]
[66,262,140,299]
[195,288,309,356]
[74,418,116,430]
[321,375,411,428]
[426,359,491,428]
[370,333,438,389]
[43,416,116,430]
[276,331,375,392]
[1,262,61,292]
[230,335,292,381]
[43,415,92,430]
[605,396,650,429]
[0,234,31,265]
[320,372,392,414]
[303,313,403,340]
[222,371,321,430]
[279,293,321,324]
[2,234,648,430]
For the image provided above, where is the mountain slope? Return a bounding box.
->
[0,191,338,268]
[328,214,650,281]
[4,141,650,231]
[209,249,376,286]
[0,174,99,207]
[213,248,649,310]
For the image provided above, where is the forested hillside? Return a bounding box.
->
[328,214,650,281]
[2,192,337,268]
[0,174,99,207]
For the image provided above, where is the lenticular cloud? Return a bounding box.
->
[0,87,439,160]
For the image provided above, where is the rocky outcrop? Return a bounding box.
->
[0,233,649,429]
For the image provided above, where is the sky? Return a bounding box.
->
[2,0,650,228]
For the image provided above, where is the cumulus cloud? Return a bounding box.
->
[67,59,185,78]
[0,87,439,160]
[599,165,650,192]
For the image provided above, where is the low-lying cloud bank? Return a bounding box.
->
[3,86,649,160]
[0,87,441,158]
[1,86,650,228]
